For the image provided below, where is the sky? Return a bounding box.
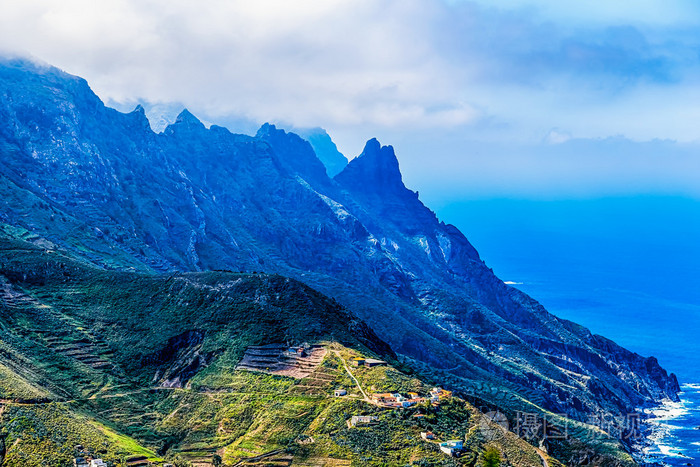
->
[1,0,700,199]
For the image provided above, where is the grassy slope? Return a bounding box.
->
[0,235,605,466]
[0,403,162,466]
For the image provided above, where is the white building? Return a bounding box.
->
[439,440,463,457]
[350,415,378,427]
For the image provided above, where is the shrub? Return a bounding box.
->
[482,446,501,467]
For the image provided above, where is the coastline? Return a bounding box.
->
[634,384,700,466]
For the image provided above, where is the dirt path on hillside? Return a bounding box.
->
[332,350,372,404]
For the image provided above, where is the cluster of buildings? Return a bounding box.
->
[371,392,420,408]
[370,387,452,408]
[429,387,453,401]
[340,375,464,458]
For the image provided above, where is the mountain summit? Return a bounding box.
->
[335,138,406,196]
[164,108,206,135]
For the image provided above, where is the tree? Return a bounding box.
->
[212,454,222,467]
[482,446,501,467]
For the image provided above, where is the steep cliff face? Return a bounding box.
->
[0,58,680,461]
[256,123,331,187]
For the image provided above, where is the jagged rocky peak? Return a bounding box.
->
[175,108,204,127]
[335,138,409,197]
[127,104,151,130]
[255,122,283,138]
[164,108,206,135]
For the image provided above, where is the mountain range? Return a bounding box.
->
[0,58,680,466]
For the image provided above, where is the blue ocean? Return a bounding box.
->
[436,196,700,465]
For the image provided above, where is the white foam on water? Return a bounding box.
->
[641,384,700,465]
[646,399,689,421]
[658,444,693,459]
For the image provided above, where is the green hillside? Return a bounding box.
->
[0,234,571,466]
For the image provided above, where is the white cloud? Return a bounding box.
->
[2,0,700,140]
[545,128,572,144]
[0,0,481,130]
[2,0,700,198]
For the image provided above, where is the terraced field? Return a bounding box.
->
[42,333,113,370]
[236,344,327,379]
[291,366,338,396]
